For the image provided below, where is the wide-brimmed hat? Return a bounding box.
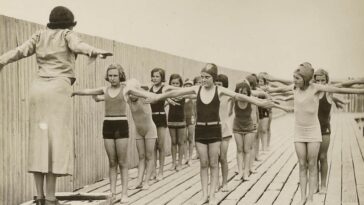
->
[47,6,77,29]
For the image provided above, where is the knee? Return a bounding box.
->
[236,147,243,154]
[298,160,307,170]
[209,160,219,168]
[200,159,209,168]
[219,154,227,164]
[319,153,327,162]
[138,153,146,161]
[308,159,317,169]
[118,159,128,168]
[145,154,153,161]
[109,159,118,168]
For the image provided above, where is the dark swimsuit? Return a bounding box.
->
[195,86,222,144]
[318,93,332,134]
[150,85,167,127]
[233,102,257,133]
[168,97,186,128]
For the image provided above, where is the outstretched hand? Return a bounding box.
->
[167,98,181,106]
[98,52,113,59]
[145,93,160,104]
[259,99,275,109]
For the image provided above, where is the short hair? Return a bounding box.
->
[193,76,202,85]
[216,74,229,88]
[169,74,183,87]
[151,68,166,82]
[235,81,251,96]
[246,74,258,90]
[105,64,126,82]
[313,68,329,83]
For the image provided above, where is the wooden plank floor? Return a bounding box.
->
[24,113,364,205]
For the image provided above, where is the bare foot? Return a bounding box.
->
[120,195,129,204]
[208,196,218,205]
[193,155,199,160]
[130,182,143,190]
[319,186,327,194]
[141,183,150,190]
[249,169,257,174]
[194,196,208,205]
[156,173,163,181]
[242,175,250,182]
[169,164,176,171]
[221,184,229,192]
[235,173,243,181]
[176,164,182,171]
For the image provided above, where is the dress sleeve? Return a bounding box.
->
[0,31,40,67]
[65,30,102,57]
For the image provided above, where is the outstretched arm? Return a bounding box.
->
[0,31,39,70]
[219,87,275,108]
[272,103,294,113]
[147,86,196,103]
[92,95,105,102]
[66,31,112,59]
[72,87,104,97]
[267,84,294,94]
[335,77,364,88]
[263,73,293,85]
[315,83,364,94]
[125,87,153,99]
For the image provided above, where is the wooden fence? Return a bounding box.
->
[0,15,248,205]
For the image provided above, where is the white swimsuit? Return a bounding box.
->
[293,84,322,142]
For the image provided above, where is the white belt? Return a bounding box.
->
[196,121,220,126]
[152,112,166,115]
[104,116,127,120]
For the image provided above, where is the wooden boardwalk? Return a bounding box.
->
[23,113,364,205]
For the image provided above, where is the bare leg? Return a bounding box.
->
[134,139,146,189]
[144,138,156,189]
[219,137,230,191]
[156,127,166,180]
[243,133,255,180]
[33,173,45,200]
[115,138,129,203]
[307,142,320,203]
[250,133,259,172]
[45,173,57,200]
[267,113,272,148]
[208,141,221,205]
[295,142,308,205]
[259,118,269,152]
[104,139,118,195]
[234,133,244,180]
[177,128,186,170]
[187,125,195,164]
[195,142,209,204]
[318,134,330,194]
[169,128,177,171]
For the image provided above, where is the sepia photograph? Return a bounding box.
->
[0,0,364,204]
